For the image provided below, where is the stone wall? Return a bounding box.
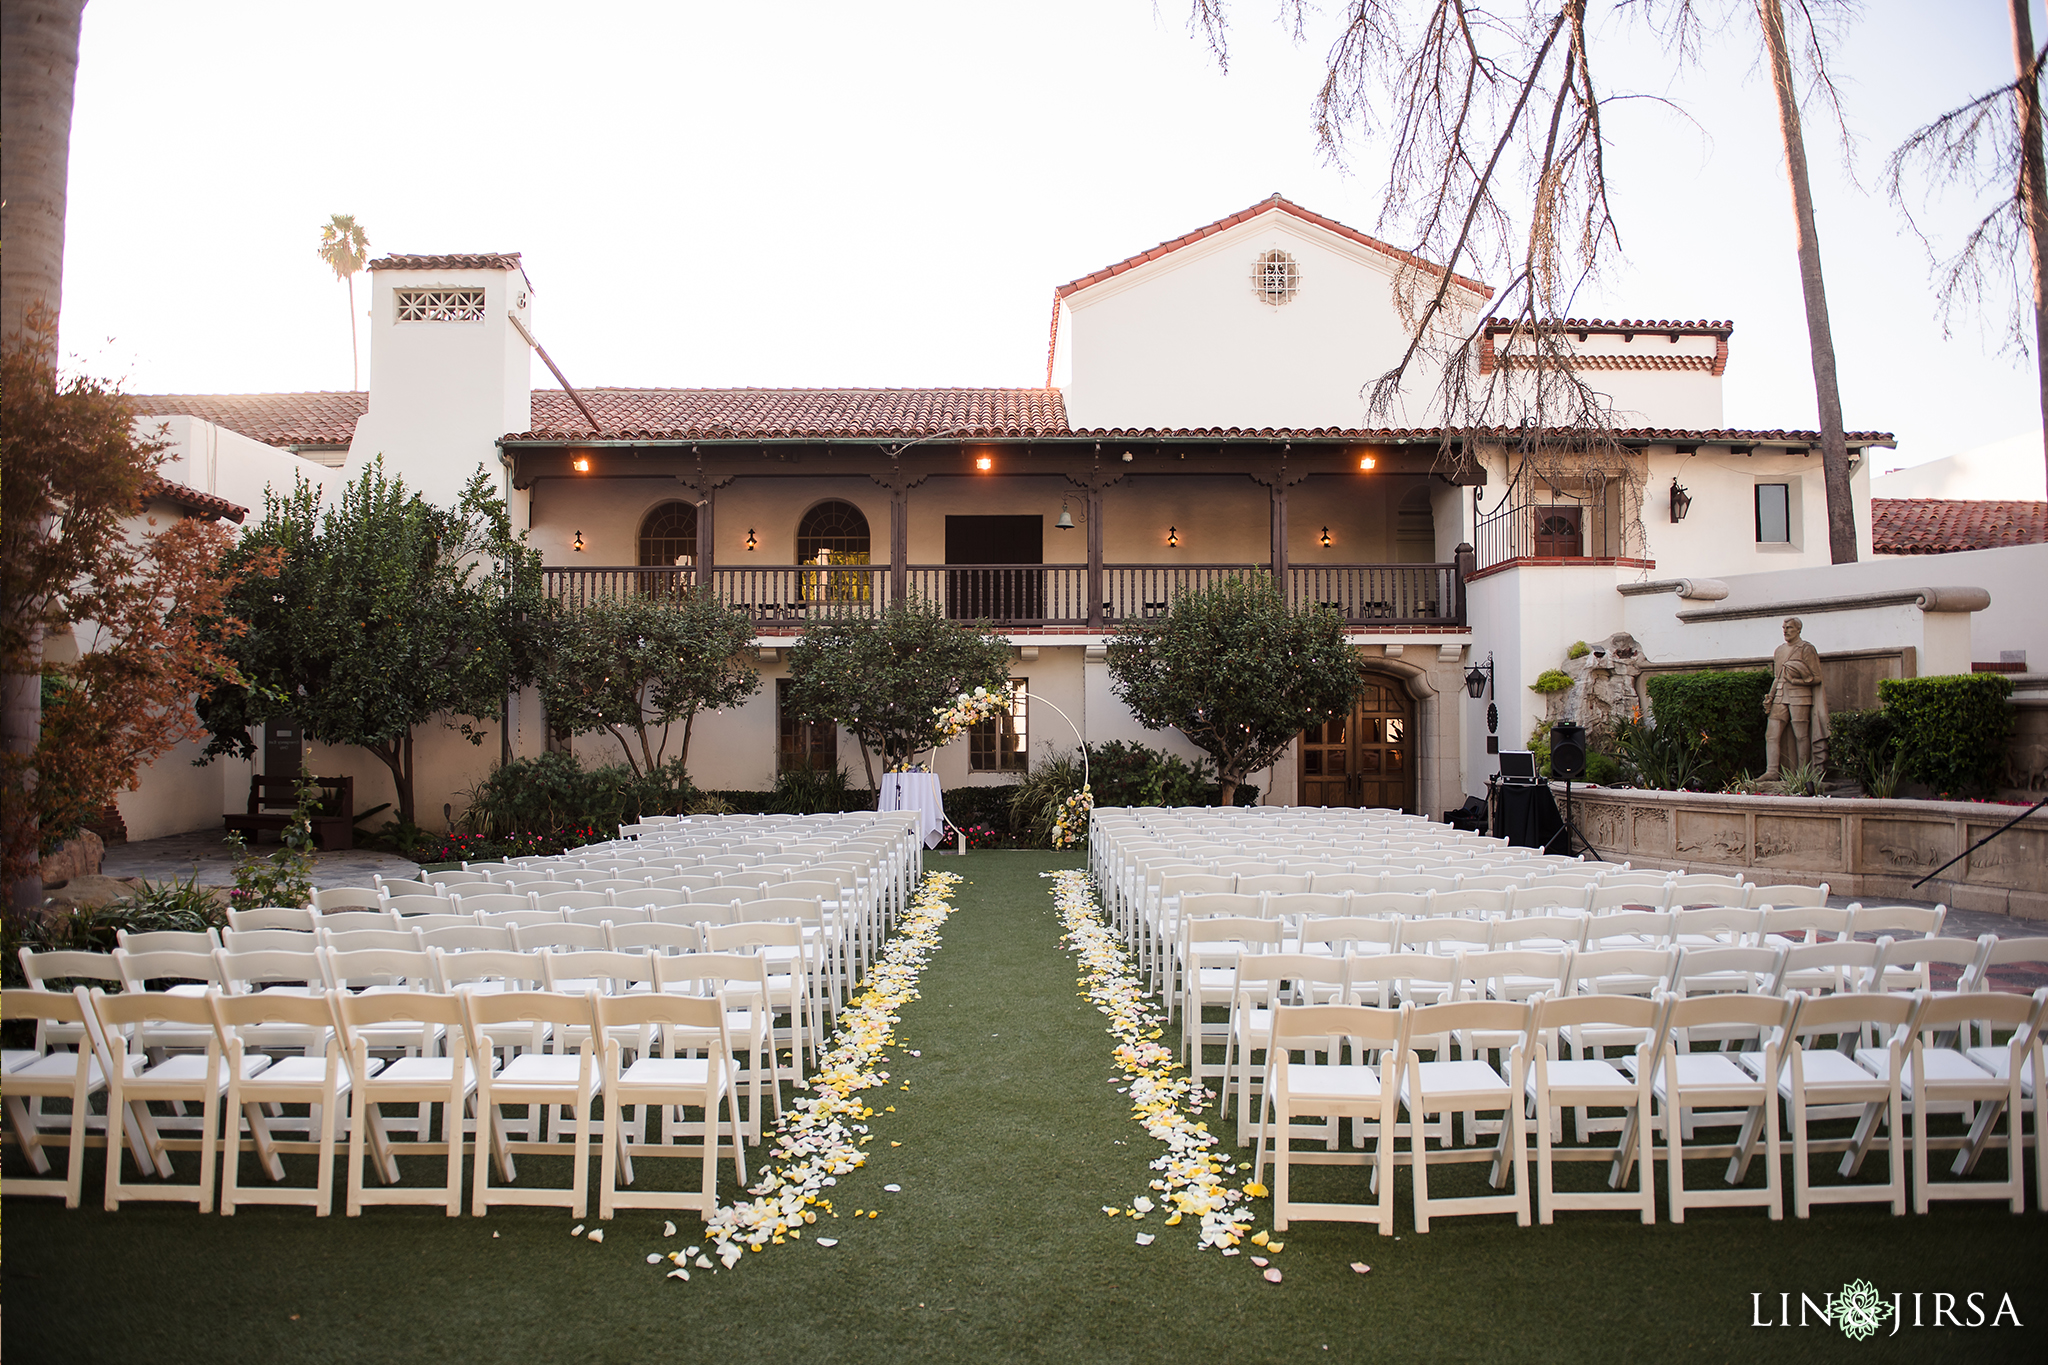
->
[1563,784,2045,919]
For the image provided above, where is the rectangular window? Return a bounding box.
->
[776,679,837,774]
[395,288,486,322]
[969,679,1028,771]
[1755,483,1791,543]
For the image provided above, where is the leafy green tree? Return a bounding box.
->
[200,460,545,826]
[1106,576,1362,806]
[784,597,1013,790]
[536,593,761,779]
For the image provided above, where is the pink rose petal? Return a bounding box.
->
[1263,1268,1284,1284]
[1351,1262,1371,1275]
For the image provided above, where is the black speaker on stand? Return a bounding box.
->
[1550,722,1588,858]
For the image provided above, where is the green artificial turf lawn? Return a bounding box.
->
[4,849,2043,1364]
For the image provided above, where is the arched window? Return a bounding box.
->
[795,500,871,565]
[638,501,698,566]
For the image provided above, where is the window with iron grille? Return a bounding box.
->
[1252,250,1300,306]
[969,679,1028,771]
[394,288,487,322]
[638,501,698,566]
[777,679,838,775]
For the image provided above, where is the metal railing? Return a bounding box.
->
[541,562,1465,628]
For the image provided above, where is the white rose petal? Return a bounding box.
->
[883,1184,900,1193]
[663,1221,677,1238]
[1135,1233,1156,1246]
[814,1238,838,1248]
[569,1224,585,1237]
[646,1254,662,1264]
[667,1268,690,1281]
[587,1229,604,1243]
[1351,1263,1371,1275]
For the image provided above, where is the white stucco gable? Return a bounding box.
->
[1054,196,1492,433]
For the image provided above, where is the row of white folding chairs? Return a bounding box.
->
[1135,875,1790,992]
[1180,932,2027,1079]
[354,872,874,998]
[15,940,821,1133]
[1162,903,1968,1024]
[3,983,751,1221]
[1243,985,2047,1234]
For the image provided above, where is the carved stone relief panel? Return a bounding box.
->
[1753,814,1843,872]
[1965,823,2048,889]
[1858,818,1952,875]
[1578,801,1627,854]
[1675,809,1749,865]
[1630,805,1673,856]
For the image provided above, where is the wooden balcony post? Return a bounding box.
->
[890,489,908,604]
[1086,486,1104,628]
[1270,483,1289,586]
[1454,541,1475,623]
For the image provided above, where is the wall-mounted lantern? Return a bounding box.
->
[1166,526,1179,548]
[1669,479,1693,523]
[572,530,585,552]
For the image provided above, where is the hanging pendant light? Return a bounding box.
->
[1055,499,1075,530]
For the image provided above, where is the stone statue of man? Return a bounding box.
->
[1762,616,1830,779]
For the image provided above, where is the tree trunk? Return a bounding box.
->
[368,730,417,827]
[346,272,360,391]
[2,0,86,913]
[2012,0,2048,487]
[1217,776,1239,808]
[1759,0,1859,564]
[0,0,84,351]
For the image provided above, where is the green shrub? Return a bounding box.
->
[1610,714,1705,791]
[768,762,855,815]
[1010,750,1089,847]
[1584,750,1620,784]
[458,751,698,840]
[1829,707,1900,791]
[1083,740,1213,808]
[1645,670,1771,785]
[1878,673,2015,796]
[1530,669,1573,695]
[1566,641,1590,660]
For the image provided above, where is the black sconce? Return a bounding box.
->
[1669,479,1693,523]
[572,530,585,553]
[1166,526,1179,548]
[745,528,757,551]
[1464,652,1494,700]
[1320,526,1332,548]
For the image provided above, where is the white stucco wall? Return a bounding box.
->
[346,261,532,512]
[1059,209,1483,432]
[139,414,341,517]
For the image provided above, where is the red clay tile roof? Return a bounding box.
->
[144,476,248,523]
[515,388,1071,440]
[1485,317,1734,338]
[127,389,1895,449]
[367,253,524,272]
[1054,194,1495,302]
[129,392,366,447]
[1872,498,2048,554]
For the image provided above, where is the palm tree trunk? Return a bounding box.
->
[1759,0,1859,564]
[346,272,360,390]
[2,0,88,914]
[2011,0,2048,488]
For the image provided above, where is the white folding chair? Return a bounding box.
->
[1260,1002,1404,1236]
[210,988,367,1216]
[1396,999,1532,1231]
[595,990,747,1222]
[1760,990,1916,1218]
[1649,993,1794,1223]
[92,988,258,1212]
[463,989,603,1218]
[1523,992,1662,1225]
[2,987,119,1206]
[333,989,481,1217]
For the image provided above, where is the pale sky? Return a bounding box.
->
[56,0,2044,468]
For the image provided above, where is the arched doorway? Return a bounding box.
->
[1298,676,1414,810]
[795,500,870,563]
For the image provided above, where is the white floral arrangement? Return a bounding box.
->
[1050,782,1094,850]
[928,683,1011,747]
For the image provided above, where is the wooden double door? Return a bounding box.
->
[1299,679,1414,811]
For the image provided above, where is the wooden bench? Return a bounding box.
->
[223,775,355,851]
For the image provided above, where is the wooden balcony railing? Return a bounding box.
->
[540,562,1464,628]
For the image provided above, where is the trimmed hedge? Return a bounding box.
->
[1645,670,1771,783]
[1878,673,2015,796]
